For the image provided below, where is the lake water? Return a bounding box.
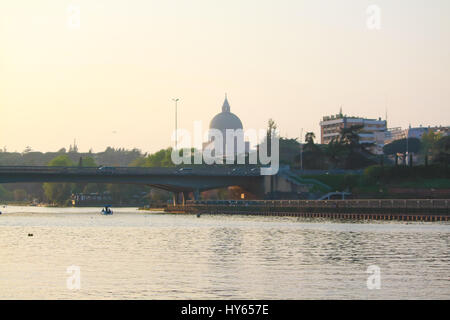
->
[0,206,448,299]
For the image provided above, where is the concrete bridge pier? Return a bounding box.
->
[172,190,197,205]
[172,192,187,205]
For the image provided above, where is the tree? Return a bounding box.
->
[96,147,144,166]
[0,147,145,203]
[46,155,74,167]
[278,137,300,165]
[23,146,32,154]
[384,138,421,155]
[337,124,376,169]
[295,132,327,169]
[432,135,450,166]
[43,155,74,205]
[80,156,96,167]
[0,184,12,200]
[129,157,147,167]
[13,189,27,201]
[145,148,175,167]
[129,148,176,168]
[422,130,442,164]
[266,118,278,157]
[267,118,277,137]
[339,124,364,148]
[304,132,319,153]
[68,141,78,153]
[74,156,99,194]
[326,137,346,168]
[305,132,315,145]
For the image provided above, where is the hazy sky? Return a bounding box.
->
[1,0,449,153]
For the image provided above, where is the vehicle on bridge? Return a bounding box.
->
[97,166,116,174]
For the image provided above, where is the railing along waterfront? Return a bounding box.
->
[166,199,450,221]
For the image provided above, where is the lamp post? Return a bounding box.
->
[406,125,410,165]
[172,98,180,150]
[300,128,304,170]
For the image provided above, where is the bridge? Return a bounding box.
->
[0,166,265,204]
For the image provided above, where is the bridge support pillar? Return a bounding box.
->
[172,191,188,206]
[172,193,177,206]
[182,191,189,204]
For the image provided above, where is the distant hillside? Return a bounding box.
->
[0,147,144,167]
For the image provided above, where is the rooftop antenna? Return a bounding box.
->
[385,95,388,127]
[385,107,388,126]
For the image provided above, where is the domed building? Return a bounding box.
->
[203,95,249,159]
[209,96,243,133]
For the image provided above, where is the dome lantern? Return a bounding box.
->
[222,93,230,112]
[209,95,243,132]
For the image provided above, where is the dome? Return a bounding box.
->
[209,96,243,131]
[209,112,243,131]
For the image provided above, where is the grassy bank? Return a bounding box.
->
[302,165,450,194]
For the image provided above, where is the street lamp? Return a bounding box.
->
[300,128,304,170]
[406,125,410,165]
[172,98,180,149]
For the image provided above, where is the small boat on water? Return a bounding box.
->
[101,205,113,215]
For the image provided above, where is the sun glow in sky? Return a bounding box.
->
[1,0,449,153]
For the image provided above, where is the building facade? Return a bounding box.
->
[384,127,406,145]
[320,112,387,153]
[384,125,450,145]
[203,95,249,159]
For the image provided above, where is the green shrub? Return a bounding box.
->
[363,165,384,184]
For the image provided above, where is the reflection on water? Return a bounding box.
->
[0,206,449,299]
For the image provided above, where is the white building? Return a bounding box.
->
[203,95,249,160]
[320,111,387,154]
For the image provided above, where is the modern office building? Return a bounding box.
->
[384,127,406,145]
[320,111,387,153]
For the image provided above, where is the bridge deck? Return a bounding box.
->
[0,165,262,177]
[0,165,264,195]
